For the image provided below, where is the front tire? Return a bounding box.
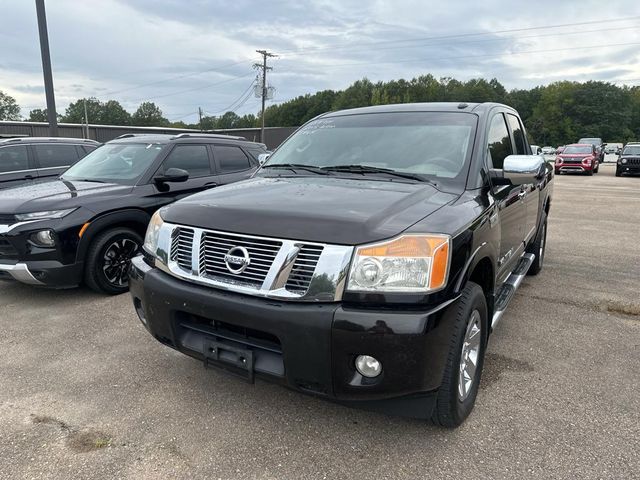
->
[431,282,488,428]
[84,228,142,294]
[615,168,622,177]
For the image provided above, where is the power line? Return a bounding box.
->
[97,57,258,98]
[279,23,640,60]
[129,71,255,103]
[203,79,257,115]
[300,41,640,69]
[276,15,640,56]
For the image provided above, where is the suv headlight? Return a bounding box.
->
[15,208,76,221]
[347,234,450,293]
[143,210,164,256]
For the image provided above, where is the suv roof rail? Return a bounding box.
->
[115,133,162,139]
[170,133,246,141]
[0,136,99,144]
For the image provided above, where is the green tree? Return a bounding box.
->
[131,102,168,126]
[28,108,48,122]
[0,90,21,120]
[101,100,131,125]
[62,97,103,123]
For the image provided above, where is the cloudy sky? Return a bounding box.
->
[1,0,639,124]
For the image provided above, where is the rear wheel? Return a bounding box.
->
[84,228,142,294]
[527,215,547,276]
[431,282,487,428]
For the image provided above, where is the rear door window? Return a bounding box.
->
[215,145,252,173]
[161,144,211,177]
[487,114,513,169]
[0,145,29,173]
[34,144,79,168]
[506,114,527,155]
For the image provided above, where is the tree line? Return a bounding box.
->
[2,76,639,144]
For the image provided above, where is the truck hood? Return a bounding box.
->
[0,179,133,215]
[163,176,459,245]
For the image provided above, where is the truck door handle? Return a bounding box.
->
[205,182,217,187]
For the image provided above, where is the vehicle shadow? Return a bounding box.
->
[0,279,107,306]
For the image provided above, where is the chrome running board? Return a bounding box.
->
[491,253,535,330]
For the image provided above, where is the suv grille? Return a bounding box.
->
[625,158,640,165]
[199,232,282,286]
[285,245,324,293]
[0,237,18,260]
[170,227,195,271]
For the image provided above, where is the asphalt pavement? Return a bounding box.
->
[0,163,638,479]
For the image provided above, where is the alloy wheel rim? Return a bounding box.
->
[458,310,481,401]
[102,238,139,287]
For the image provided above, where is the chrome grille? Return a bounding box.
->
[170,227,194,271]
[286,245,324,294]
[199,231,282,286]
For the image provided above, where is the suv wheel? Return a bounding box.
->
[527,215,547,276]
[84,228,142,294]
[431,281,487,428]
[615,168,622,177]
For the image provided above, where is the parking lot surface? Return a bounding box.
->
[0,164,638,480]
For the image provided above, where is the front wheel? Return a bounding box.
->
[84,228,142,294]
[615,168,622,177]
[431,282,488,428]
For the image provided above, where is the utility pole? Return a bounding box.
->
[35,0,58,137]
[198,107,203,132]
[254,50,276,144]
[83,99,89,139]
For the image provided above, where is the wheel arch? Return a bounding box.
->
[75,209,151,263]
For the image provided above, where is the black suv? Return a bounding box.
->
[130,103,553,427]
[616,143,640,176]
[0,133,265,293]
[0,137,100,189]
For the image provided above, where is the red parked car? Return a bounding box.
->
[555,143,599,175]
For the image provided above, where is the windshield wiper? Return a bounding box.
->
[62,177,107,183]
[261,163,331,175]
[320,165,429,183]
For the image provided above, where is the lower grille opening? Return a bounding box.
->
[175,313,284,377]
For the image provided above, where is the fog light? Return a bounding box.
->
[32,230,55,247]
[355,355,382,378]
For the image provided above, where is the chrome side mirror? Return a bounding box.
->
[258,153,271,165]
[502,155,545,185]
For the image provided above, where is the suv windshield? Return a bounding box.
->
[563,146,592,154]
[62,143,164,185]
[262,112,477,183]
[578,138,601,145]
[622,145,640,156]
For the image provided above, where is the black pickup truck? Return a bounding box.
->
[130,102,553,427]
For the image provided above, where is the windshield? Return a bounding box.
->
[622,145,640,156]
[262,112,477,182]
[563,146,592,154]
[62,143,164,184]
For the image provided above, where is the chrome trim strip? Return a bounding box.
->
[154,222,354,302]
[0,262,44,285]
[491,253,534,330]
[0,220,41,234]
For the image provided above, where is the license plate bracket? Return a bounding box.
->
[203,338,255,383]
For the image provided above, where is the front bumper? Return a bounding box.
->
[129,256,461,417]
[617,164,640,175]
[0,259,84,287]
[0,262,43,285]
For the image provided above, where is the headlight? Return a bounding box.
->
[621,158,628,164]
[347,234,450,293]
[143,210,164,256]
[15,208,76,221]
